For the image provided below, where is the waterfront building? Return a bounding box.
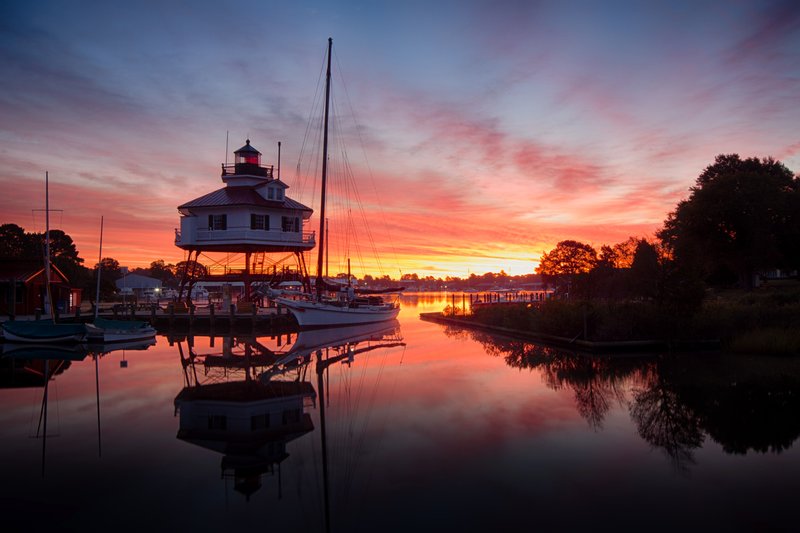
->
[174,140,315,303]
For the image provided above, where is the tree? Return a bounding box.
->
[92,257,122,300]
[659,154,799,289]
[145,260,176,287]
[536,240,597,297]
[96,257,122,280]
[0,223,91,290]
[629,240,660,299]
[612,237,643,269]
[537,240,597,277]
[0,223,31,258]
[175,260,208,301]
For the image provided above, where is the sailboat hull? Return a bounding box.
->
[1,320,87,343]
[85,318,157,343]
[275,297,400,327]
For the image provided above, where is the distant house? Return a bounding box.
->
[755,268,798,287]
[0,260,82,316]
[116,273,162,300]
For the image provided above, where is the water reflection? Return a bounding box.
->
[172,320,404,513]
[0,340,155,477]
[444,324,800,469]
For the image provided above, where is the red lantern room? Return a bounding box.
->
[235,139,261,165]
[226,139,273,178]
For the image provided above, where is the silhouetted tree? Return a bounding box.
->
[659,154,800,289]
[630,240,660,299]
[92,257,122,300]
[175,260,208,301]
[611,236,642,269]
[0,223,32,258]
[148,259,177,288]
[0,223,91,290]
[536,240,597,298]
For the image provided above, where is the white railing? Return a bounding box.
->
[194,228,315,245]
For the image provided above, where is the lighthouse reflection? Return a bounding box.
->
[173,321,404,503]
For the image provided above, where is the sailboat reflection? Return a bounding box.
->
[1,339,156,476]
[1,343,89,476]
[173,320,404,504]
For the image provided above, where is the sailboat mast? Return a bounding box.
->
[316,37,333,301]
[94,216,104,321]
[45,171,53,319]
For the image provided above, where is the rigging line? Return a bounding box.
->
[344,345,394,511]
[328,92,379,277]
[352,345,403,512]
[294,44,328,199]
[347,348,384,486]
[337,131,384,276]
[333,48,402,273]
[336,358,358,502]
[341,350,369,495]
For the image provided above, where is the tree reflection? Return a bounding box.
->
[446,323,800,468]
[658,355,800,455]
[465,330,643,430]
[630,370,704,472]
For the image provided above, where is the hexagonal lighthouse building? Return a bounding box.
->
[175,139,315,303]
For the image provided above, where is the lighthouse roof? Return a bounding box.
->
[178,186,312,212]
[234,139,261,155]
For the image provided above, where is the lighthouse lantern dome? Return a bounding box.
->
[235,139,261,166]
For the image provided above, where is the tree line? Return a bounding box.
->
[535,154,800,311]
[0,224,197,301]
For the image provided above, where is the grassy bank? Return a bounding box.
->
[462,282,800,355]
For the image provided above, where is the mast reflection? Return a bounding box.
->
[1,343,87,477]
[0,339,154,477]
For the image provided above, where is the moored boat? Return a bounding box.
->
[276,295,399,327]
[275,39,402,328]
[1,319,87,343]
[86,317,157,343]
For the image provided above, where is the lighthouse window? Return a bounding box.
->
[208,214,227,231]
[208,415,227,430]
[282,408,301,425]
[276,189,284,201]
[268,187,275,200]
[251,413,270,431]
[251,214,269,230]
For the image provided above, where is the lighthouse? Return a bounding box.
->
[175,139,315,303]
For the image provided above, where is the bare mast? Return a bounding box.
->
[45,172,53,319]
[315,37,333,301]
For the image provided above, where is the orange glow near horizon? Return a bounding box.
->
[0,169,665,278]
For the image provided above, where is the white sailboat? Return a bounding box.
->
[275,39,401,328]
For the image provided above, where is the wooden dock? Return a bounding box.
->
[2,303,298,335]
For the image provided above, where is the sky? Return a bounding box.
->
[1,0,798,278]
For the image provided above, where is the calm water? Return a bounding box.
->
[2,293,799,532]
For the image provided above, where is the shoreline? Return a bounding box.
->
[419,311,720,353]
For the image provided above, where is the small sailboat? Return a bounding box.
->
[275,39,402,327]
[2,173,89,343]
[85,317,157,343]
[1,319,87,344]
[84,217,157,343]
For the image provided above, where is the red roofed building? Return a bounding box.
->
[0,260,82,316]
